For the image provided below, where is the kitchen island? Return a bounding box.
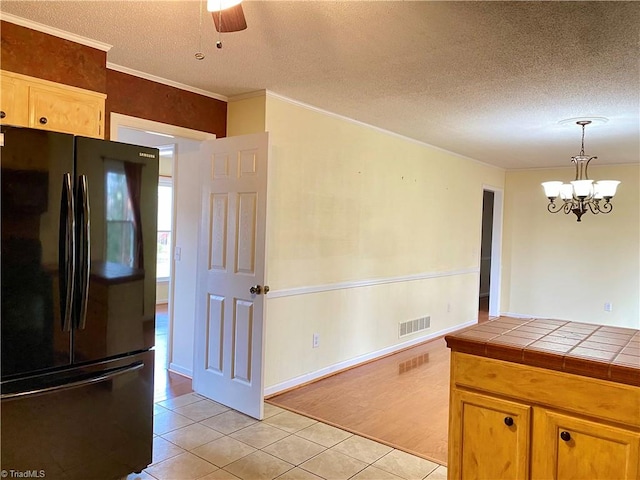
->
[445,317,640,479]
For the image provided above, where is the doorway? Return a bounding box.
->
[111,113,216,401]
[480,186,503,321]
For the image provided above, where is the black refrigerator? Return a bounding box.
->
[1,125,159,479]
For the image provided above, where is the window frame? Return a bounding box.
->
[156,175,173,282]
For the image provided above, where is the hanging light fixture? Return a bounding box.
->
[207,0,246,37]
[207,0,242,10]
[541,120,620,222]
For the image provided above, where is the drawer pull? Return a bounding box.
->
[504,417,514,427]
[0,111,5,119]
[560,431,571,442]
[39,116,48,124]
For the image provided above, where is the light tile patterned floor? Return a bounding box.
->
[127,393,447,480]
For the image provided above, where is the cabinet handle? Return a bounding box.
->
[560,431,571,442]
[39,117,48,124]
[504,417,514,427]
[0,111,5,119]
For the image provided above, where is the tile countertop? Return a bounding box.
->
[445,318,640,387]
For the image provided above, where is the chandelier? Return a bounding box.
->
[541,120,620,222]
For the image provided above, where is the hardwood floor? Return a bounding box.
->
[154,304,193,402]
[478,295,491,323]
[267,336,452,465]
[267,303,497,466]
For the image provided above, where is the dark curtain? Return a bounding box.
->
[124,161,144,269]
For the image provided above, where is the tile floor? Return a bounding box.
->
[126,392,447,480]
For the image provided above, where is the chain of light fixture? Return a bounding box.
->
[542,120,620,222]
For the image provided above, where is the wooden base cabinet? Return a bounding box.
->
[448,352,640,480]
[0,70,105,138]
[449,390,531,479]
[532,408,640,480]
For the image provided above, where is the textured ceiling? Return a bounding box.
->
[1,1,639,169]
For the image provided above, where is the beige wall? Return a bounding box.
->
[257,94,505,390]
[227,95,266,137]
[502,164,639,328]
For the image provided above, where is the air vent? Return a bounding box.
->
[399,316,431,338]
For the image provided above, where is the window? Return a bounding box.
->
[156,176,173,279]
[106,168,135,267]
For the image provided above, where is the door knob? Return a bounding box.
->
[39,117,48,124]
[249,285,262,295]
[560,431,571,442]
[504,417,514,427]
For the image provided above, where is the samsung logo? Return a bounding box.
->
[139,152,156,158]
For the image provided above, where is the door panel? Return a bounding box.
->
[1,350,154,479]
[0,126,75,378]
[236,193,257,273]
[74,137,159,363]
[193,132,268,420]
[206,294,225,373]
[233,299,254,383]
[450,389,531,480]
[209,194,228,270]
[532,408,640,480]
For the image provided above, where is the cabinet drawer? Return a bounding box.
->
[452,352,640,428]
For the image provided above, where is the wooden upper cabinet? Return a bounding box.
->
[0,70,105,138]
[532,408,640,480]
[449,389,532,480]
[0,72,29,127]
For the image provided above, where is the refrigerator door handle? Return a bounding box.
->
[59,173,76,332]
[77,174,91,330]
[0,361,144,401]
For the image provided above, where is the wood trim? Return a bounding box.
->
[266,267,480,299]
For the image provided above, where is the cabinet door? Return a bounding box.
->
[28,84,103,138]
[532,408,640,480]
[449,389,532,479]
[0,73,29,127]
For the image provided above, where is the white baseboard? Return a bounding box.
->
[500,312,536,319]
[264,320,476,397]
[168,362,192,378]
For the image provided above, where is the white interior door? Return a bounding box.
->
[193,132,269,420]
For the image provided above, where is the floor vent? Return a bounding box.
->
[399,316,431,338]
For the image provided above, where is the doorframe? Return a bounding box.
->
[482,184,504,318]
[110,113,216,372]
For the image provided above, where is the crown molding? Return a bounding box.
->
[106,63,228,102]
[228,90,267,102]
[0,12,112,51]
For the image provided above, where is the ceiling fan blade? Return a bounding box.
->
[212,4,247,32]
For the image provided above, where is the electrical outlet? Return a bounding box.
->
[604,302,613,312]
[312,333,320,348]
